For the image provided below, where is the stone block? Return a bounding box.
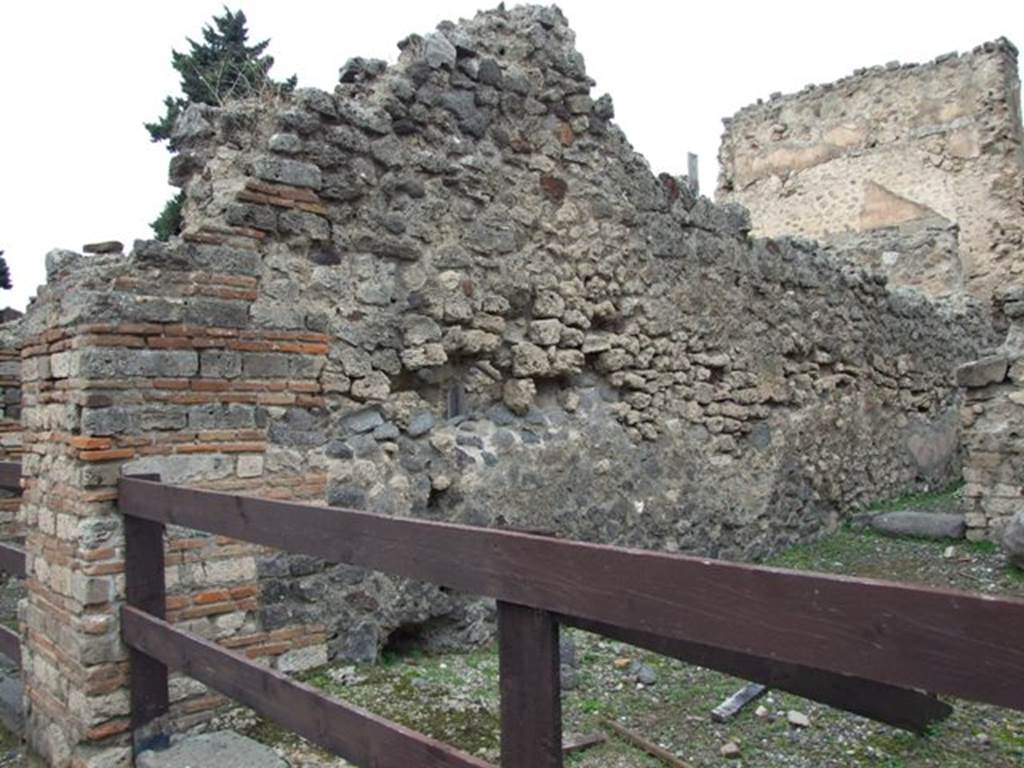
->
[237,455,264,478]
[870,511,966,540]
[351,372,391,400]
[185,298,250,329]
[125,350,199,378]
[188,403,256,430]
[957,355,1009,388]
[136,406,188,431]
[138,732,287,768]
[195,350,239,380]
[81,407,130,436]
[243,353,291,378]
[225,202,278,232]
[71,573,114,606]
[341,408,384,434]
[276,645,328,674]
[252,157,323,190]
[122,454,235,484]
[400,344,447,370]
[406,411,435,437]
[503,378,536,416]
[512,343,550,377]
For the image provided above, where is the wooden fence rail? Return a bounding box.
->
[0,460,23,666]
[117,476,1024,766]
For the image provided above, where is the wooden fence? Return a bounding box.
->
[117,475,1024,767]
[0,460,24,666]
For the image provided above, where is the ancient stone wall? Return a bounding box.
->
[15,6,993,765]
[718,39,1024,303]
[0,316,23,462]
[17,245,331,766]
[958,286,1024,539]
[0,315,24,540]
[165,5,989,652]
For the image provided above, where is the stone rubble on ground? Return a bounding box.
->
[787,710,811,728]
[720,741,742,759]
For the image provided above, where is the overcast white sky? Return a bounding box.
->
[1,1,1020,311]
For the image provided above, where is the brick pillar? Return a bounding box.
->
[18,243,328,766]
[0,315,24,540]
[958,289,1024,540]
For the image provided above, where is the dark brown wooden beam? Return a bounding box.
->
[0,542,25,579]
[122,474,170,754]
[0,624,19,666]
[121,607,494,768]
[0,461,19,493]
[561,733,606,755]
[117,478,1024,712]
[561,615,952,733]
[498,602,562,768]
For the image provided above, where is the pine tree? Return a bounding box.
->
[147,7,296,239]
[150,192,185,243]
[0,253,11,291]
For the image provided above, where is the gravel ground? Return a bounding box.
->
[233,524,1024,768]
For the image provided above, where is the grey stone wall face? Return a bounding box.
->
[159,4,990,661]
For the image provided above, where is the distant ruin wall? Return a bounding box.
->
[718,39,1024,303]
[16,6,993,765]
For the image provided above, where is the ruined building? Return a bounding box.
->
[718,38,1024,542]
[719,39,1024,305]
[0,6,1013,765]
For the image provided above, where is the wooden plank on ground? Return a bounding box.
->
[562,615,952,733]
[498,602,562,768]
[117,478,1024,712]
[0,543,25,579]
[0,625,19,666]
[562,733,606,755]
[121,607,494,768]
[599,717,691,768]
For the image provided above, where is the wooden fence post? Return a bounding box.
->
[498,601,563,768]
[121,473,170,755]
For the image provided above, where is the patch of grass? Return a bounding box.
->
[865,481,964,514]
[965,539,998,555]
[766,527,896,572]
[577,696,607,715]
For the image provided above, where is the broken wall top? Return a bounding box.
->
[717,37,1023,302]
[30,4,990,438]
